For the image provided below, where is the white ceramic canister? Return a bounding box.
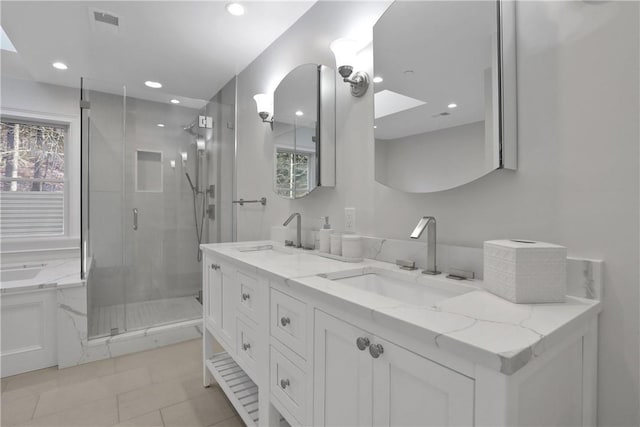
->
[342,234,363,259]
[330,233,342,256]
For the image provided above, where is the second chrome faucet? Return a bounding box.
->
[283,213,302,248]
[410,216,441,275]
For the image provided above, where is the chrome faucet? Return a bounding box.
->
[283,213,302,248]
[410,216,441,275]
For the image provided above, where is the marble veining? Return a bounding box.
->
[201,240,603,375]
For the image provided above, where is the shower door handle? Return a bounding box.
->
[133,208,138,231]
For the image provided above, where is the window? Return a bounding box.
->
[275,149,314,198]
[0,119,66,238]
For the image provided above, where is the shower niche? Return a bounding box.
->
[135,150,163,192]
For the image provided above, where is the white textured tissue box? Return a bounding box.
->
[484,240,567,303]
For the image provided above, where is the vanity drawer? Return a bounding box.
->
[270,346,306,424]
[236,317,257,380]
[270,289,307,358]
[236,271,259,322]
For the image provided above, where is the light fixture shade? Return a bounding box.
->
[253,93,272,115]
[330,38,358,68]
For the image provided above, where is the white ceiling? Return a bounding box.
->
[1,1,316,102]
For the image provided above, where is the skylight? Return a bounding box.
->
[0,26,17,53]
[374,90,426,119]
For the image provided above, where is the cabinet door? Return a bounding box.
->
[372,338,474,426]
[205,260,222,330]
[314,310,373,427]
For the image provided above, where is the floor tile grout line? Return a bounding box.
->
[29,393,41,420]
[159,406,167,427]
[207,413,239,427]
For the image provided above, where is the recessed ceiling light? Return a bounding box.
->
[145,81,162,89]
[52,62,68,70]
[226,3,245,16]
[157,123,165,127]
[373,125,377,129]
[295,111,304,116]
[170,99,180,104]
[373,76,383,83]
[448,103,457,109]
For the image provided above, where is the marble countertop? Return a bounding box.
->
[0,258,85,294]
[201,241,601,375]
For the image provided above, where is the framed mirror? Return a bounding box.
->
[272,63,335,199]
[373,0,516,193]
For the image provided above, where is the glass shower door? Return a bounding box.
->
[83,76,235,339]
[122,92,207,331]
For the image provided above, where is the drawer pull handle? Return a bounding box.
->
[280,317,291,327]
[280,379,290,389]
[356,337,370,351]
[242,293,251,301]
[369,343,384,359]
[242,343,251,351]
[211,264,220,271]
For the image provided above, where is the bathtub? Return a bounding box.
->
[1,262,47,282]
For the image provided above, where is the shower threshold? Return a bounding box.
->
[89,295,202,339]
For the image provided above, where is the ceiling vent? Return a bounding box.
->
[89,8,121,35]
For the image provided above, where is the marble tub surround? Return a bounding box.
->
[201,240,602,375]
[0,258,83,294]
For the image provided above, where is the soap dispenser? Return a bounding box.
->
[318,216,332,253]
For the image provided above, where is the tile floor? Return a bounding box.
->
[1,339,243,427]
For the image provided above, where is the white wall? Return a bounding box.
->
[0,77,81,257]
[234,1,639,425]
[375,121,486,192]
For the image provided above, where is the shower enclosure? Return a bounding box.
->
[80,77,236,339]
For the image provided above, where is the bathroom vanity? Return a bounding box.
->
[201,241,600,427]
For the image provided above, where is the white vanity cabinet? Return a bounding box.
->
[201,244,599,427]
[313,310,474,427]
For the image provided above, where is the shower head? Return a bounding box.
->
[183,121,198,135]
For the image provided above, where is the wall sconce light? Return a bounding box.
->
[253,93,273,126]
[330,38,370,97]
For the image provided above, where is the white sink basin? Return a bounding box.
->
[331,269,473,306]
[236,244,293,256]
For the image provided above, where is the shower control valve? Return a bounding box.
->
[242,293,251,301]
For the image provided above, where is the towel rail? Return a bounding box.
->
[233,197,267,206]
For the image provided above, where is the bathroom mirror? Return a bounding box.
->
[272,63,335,199]
[373,0,516,193]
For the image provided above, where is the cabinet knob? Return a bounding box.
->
[242,343,251,351]
[280,317,291,327]
[280,379,290,389]
[242,293,251,301]
[369,343,384,359]
[211,264,220,271]
[356,337,370,351]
